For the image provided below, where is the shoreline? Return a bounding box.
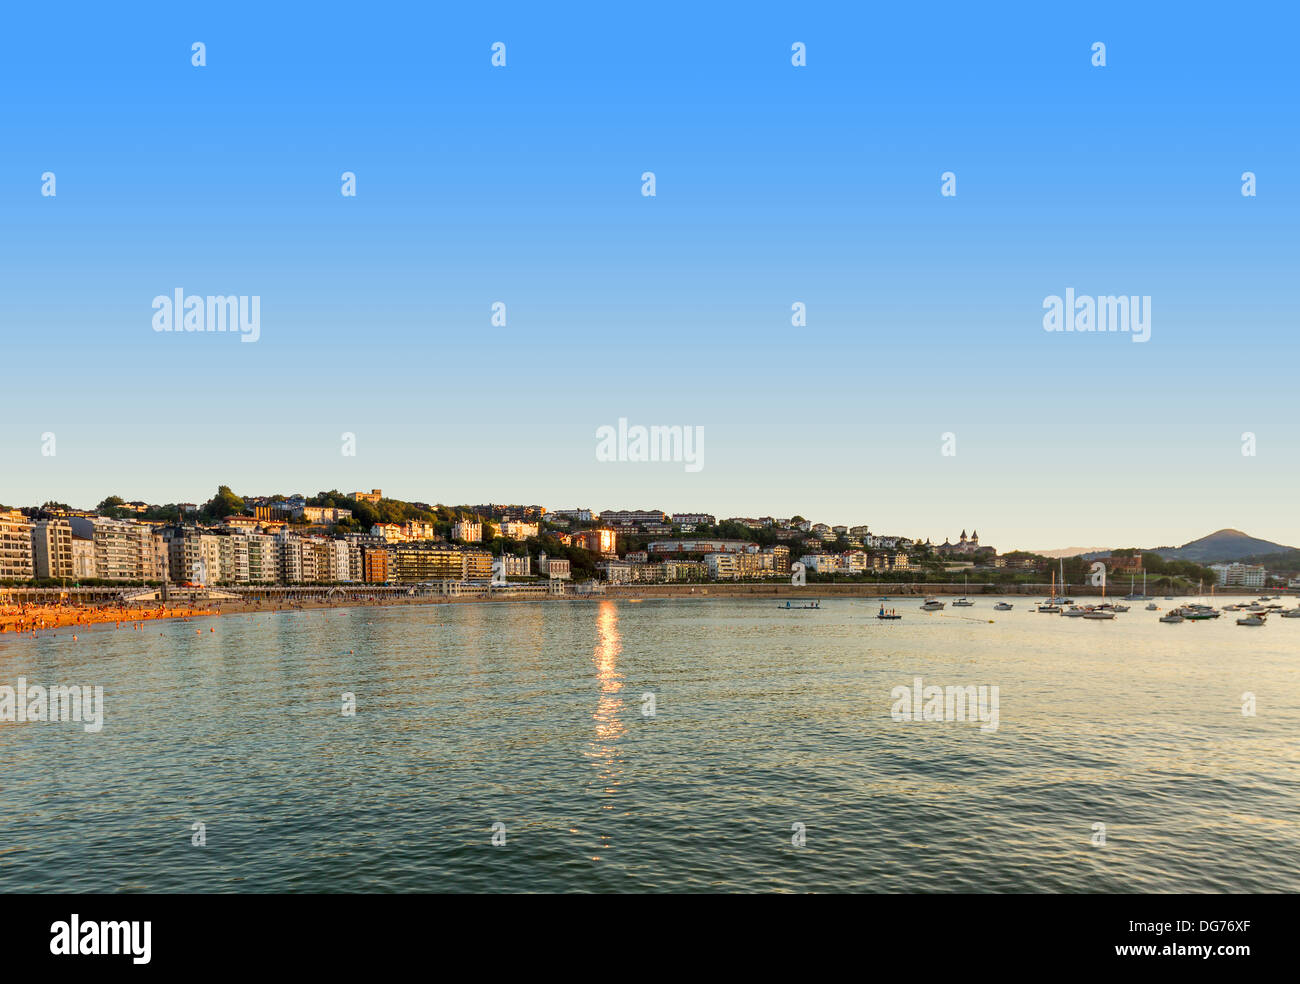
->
[3,582,1285,636]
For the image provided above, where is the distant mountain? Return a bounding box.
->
[1030,529,1295,565]
[1032,546,1110,559]
[1156,529,1296,565]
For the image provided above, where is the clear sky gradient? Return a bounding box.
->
[2,3,1296,551]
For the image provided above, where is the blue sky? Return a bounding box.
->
[2,3,1296,551]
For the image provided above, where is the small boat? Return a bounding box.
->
[1083,609,1115,619]
[1237,615,1266,626]
[1183,611,1216,621]
[952,576,974,606]
[1056,559,1073,604]
[1110,604,1130,613]
[1160,613,1185,623]
[779,600,821,610]
[993,602,1013,611]
[1060,607,1087,617]
[1038,571,1061,612]
[1280,608,1300,618]
[1123,573,1149,601]
[1145,602,1159,611]
[876,605,902,620]
[920,598,945,611]
[1164,595,1174,600]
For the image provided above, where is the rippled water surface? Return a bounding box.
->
[2,597,1297,892]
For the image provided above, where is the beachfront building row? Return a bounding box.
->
[596,544,791,583]
[162,530,496,586]
[597,559,707,584]
[799,550,914,575]
[1,513,161,582]
[0,513,510,587]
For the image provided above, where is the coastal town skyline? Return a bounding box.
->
[2,485,1295,595]
[3,480,1296,558]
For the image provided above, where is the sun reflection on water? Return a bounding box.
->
[585,601,626,857]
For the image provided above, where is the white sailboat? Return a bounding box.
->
[1057,558,1074,604]
[1038,571,1061,613]
[1123,572,1148,601]
[952,574,974,606]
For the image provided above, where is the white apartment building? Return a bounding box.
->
[704,553,739,580]
[841,551,869,574]
[502,554,531,576]
[345,540,365,582]
[72,536,96,579]
[247,534,280,584]
[298,506,352,524]
[404,520,437,540]
[704,552,771,580]
[151,531,170,584]
[1210,563,1267,589]
[672,513,715,526]
[198,535,224,585]
[537,553,571,580]
[799,554,840,574]
[68,517,155,581]
[600,509,667,527]
[371,523,410,543]
[452,520,482,543]
[552,508,594,522]
[299,539,323,583]
[278,533,303,583]
[217,535,251,585]
[601,560,634,584]
[32,517,74,580]
[498,520,539,540]
[327,539,351,581]
[0,510,34,580]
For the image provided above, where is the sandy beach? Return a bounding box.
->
[0,603,215,635]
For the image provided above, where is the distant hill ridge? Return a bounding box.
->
[1032,529,1296,565]
[1158,529,1296,564]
